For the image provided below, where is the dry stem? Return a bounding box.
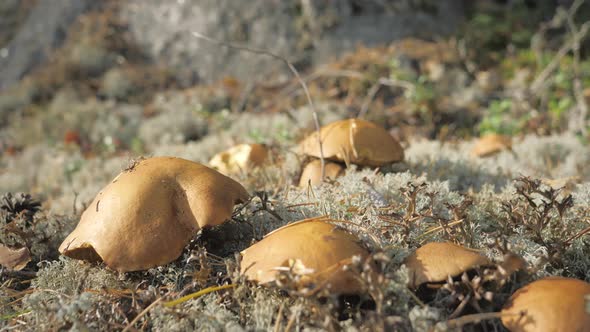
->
[358,77,415,118]
[530,0,590,97]
[191,32,327,180]
[122,297,163,332]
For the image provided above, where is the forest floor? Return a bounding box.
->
[1,1,590,331]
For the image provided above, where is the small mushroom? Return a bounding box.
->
[209,143,268,175]
[501,277,590,332]
[299,118,404,166]
[298,159,344,187]
[240,217,369,294]
[59,157,249,272]
[404,242,491,288]
[471,133,512,157]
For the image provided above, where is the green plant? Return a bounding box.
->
[478,99,520,135]
[461,0,551,66]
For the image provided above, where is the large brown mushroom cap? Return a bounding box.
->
[240,217,369,294]
[404,242,491,288]
[298,119,404,166]
[501,277,590,332]
[59,157,249,272]
[298,159,344,187]
[209,143,268,175]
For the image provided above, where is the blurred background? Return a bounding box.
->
[0,0,589,207]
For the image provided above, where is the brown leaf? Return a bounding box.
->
[0,243,31,270]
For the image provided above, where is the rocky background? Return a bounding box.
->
[1,0,590,331]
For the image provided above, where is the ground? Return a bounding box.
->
[1,1,590,331]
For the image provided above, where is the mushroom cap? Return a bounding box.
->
[240,217,369,294]
[209,143,268,175]
[501,277,590,332]
[298,159,344,187]
[298,118,404,166]
[59,157,249,272]
[404,242,491,288]
[471,133,512,157]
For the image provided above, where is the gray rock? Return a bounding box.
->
[0,0,26,48]
[120,0,301,86]
[307,1,466,64]
[0,0,94,91]
[121,0,466,84]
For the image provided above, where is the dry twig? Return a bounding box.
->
[564,0,589,134]
[358,77,415,118]
[122,297,163,332]
[530,0,590,97]
[191,32,327,180]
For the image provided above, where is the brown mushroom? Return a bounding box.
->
[240,217,369,294]
[59,157,249,272]
[501,277,590,332]
[471,133,512,157]
[298,159,344,187]
[404,242,491,288]
[209,143,268,175]
[298,118,404,166]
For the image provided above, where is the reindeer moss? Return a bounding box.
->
[1,100,589,330]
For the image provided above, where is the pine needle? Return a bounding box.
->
[163,284,236,307]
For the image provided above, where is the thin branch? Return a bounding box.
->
[358,77,415,118]
[122,297,163,332]
[565,0,589,134]
[568,0,585,17]
[358,81,382,119]
[234,80,256,114]
[272,68,364,104]
[252,68,364,115]
[191,32,326,180]
[564,224,590,245]
[273,302,285,332]
[530,21,590,96]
